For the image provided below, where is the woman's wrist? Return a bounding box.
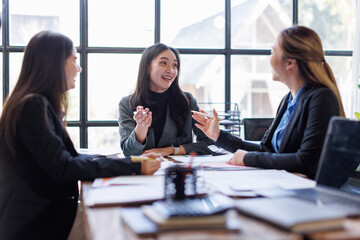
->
[134,125,148,143]
[212,129,221,141]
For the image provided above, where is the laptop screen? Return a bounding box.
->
[315,117,360,196]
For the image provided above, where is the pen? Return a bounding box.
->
[133,110,147,115]
[191,110,214,118]
[191,110,223,120]
[130,156,164,162]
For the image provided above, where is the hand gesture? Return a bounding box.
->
[133,106,152,128]
[192,109,221,141]
[133,106,152,143]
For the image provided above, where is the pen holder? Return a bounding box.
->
[164,165,197,200]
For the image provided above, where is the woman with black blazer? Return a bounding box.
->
[0,31,161,240]
[193,26,345,179]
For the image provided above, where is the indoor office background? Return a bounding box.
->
[0,0,356,150]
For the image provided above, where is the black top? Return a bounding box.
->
[149,90,169,146]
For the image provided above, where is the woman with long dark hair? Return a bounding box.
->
[119,43,213,156]
[193,26,345,179]
[0,31,160,239]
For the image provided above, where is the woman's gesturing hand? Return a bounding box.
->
[192,109,221,141]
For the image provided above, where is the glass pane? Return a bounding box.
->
[88,0,154,47]
[9,53,23,95]
[325,56,353,117]
[161,0,225,48]
[88,53,141,120]
[231,0,291,49]
[231,55,288,118]
[0,10,2,44]
[299,0,356,50]
[66,127,79,149]
[9,0,79,46]
[180,54,225,105]
[88,127,121,151]
[67,73,80,121]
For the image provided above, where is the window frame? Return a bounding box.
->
[0,0,354,148]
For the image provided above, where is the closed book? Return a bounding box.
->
[235,197,346,234]
[141,193,234,230]
[142,205,227,230]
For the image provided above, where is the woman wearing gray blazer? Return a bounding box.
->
[118,43,213,157]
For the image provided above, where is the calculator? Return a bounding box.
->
[151,193,234,218]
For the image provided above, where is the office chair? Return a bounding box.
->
[243,118,274,141]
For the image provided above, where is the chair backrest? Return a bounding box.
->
[243,118,274,141]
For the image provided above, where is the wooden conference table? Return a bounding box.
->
[81,160,360,240]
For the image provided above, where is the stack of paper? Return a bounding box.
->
[198,169,316,197]
[85,175,164,207]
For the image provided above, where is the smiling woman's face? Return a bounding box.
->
[148,49,178,93]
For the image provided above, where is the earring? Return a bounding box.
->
[286,66,289,70]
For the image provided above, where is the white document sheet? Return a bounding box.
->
[86,175,164,207]
[85,184,164,207]
[198,170,316,196]
[170,154,233,163]
[92,175,164,187]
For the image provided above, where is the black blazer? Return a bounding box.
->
[0,95,141,240]
[215,86,340,179]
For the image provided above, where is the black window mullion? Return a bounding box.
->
[293,0,298,25]
[2,0,10,103]
[79,0,88,148]
[154,0,160,43]
[225,0,231,112]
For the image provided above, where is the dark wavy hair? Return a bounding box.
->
[130,43,189,136]
[0,31,73,154]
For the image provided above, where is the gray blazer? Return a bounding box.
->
[118,92,214,156]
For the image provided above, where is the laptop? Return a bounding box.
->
[250,117,360,216]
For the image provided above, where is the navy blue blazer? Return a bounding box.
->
[0,95,141,239]
[215,86,340,179]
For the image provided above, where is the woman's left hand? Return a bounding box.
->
[143,147,174,157]
[227,149,248,166]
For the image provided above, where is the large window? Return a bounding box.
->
[1,0,357,150]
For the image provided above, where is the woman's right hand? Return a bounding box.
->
[140,153,162,175]
[133,106,152,143]
[192,109,221,141]
[133,106,152,128]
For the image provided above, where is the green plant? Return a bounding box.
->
[356,84,360,120]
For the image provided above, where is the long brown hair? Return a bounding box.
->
[131,43,189,136]
[0,31,73,154]
[279,25,345,116]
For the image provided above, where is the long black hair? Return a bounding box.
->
[0,31,74,155]
[130,43,190,136]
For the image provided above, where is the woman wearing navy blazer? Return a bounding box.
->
[0,31,161,240]
[193,26,345,179]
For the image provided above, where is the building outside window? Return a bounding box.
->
[0,0,357,151]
